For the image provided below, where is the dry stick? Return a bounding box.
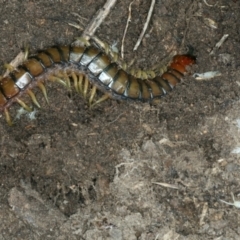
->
[121,0,135,59]
[133,0,156,51]
[75,0,118,44]
[209,34,229,55]
[203,0,215,7]
[3,52,25,77]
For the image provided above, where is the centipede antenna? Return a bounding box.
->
[91,94,109,108]
[4,109,12,126]
[89,85,97,105]
[38,82,49,104]
[83,75,89,98]
[16,98,32,112]
[27,89,41,108]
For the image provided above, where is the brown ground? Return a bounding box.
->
[0,0,240,239]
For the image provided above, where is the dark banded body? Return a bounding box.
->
[0,45,196,112]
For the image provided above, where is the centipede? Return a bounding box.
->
[0,42,196,125]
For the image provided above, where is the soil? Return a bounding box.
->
[0,0,240,239]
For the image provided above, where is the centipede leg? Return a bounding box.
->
[136,69,143,79]
[92,36,119,62]
[89,85,97,105]
[74,37,91,47]
[63,73,72,98]
[147,70,156,78]
[23,42,30,60]
[3,63,15,72]
[16,98,32,112]
[141,71,148,79]
[122,62,127,71]
[27,89,41,108]
[4,109,12,126]
[83,75,89,98]
[63,73,71,89]
[48,75,67,87]
[77,74,84,93]
[91,94,109,108]
[71,72,79,93]
[4,44,30,73]
[37,82,49,104]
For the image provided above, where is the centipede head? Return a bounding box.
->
[170,54,196,74]
[172,55,196,66]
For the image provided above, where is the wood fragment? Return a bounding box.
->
[76,0,118,44]
[121,0,135,59]
[210,34,229,55]
[193,71,221,80]
[3,52,25,77]
[133,0,156,51]
[199,202,208,226]
[219,192,240,208]
[203,0,215,7]
[152,182,179,189]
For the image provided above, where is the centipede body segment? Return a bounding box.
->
[0,43,196,125]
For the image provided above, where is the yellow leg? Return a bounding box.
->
[27,89,41,108]
[4,109,12,126]
[71,72,79,93]
[56,72,71,89]
[3,63,15,72]
[48,76,67,87]
[16,98,32,112]
[91,94,109,108]
[78,74,84,93]
[141,71,148,79]
[89,85,97,105]
[38,82,49,104]
[23,43,29,60]
[83,76,89,98]
[74,37,91,46]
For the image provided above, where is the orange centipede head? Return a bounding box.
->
[170,55,196,74]
[172,54,196,66]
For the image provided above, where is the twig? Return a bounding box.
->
[121,1,135,59]
[74,0,117,45]
[133,0,156,51]
[209,34,229,55]
[203,0,215,7]
[193,71,222,80]
[3,52,25,77]
[152,182,179,189]
[219,192,240,208]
